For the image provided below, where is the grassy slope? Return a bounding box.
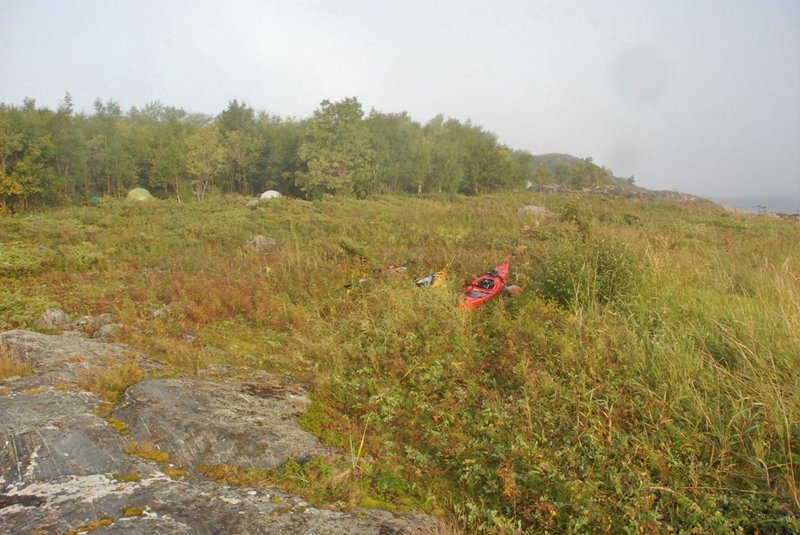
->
[1,192,798,533]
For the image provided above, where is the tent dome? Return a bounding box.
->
[126,188,154,202]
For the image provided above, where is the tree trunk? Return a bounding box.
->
[174,175,182,202]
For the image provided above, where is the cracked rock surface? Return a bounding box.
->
[0,330,439,534]
[113,377,332,471]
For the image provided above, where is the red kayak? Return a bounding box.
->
[462,261,509,308]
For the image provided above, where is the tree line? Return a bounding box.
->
[0,94,614,210]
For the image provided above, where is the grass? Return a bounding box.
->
[78,361,143,402]
[0,345,32,379]
[196,456,412,510]
[1,192,798,532]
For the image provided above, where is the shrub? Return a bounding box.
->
[64,241,106,269]
[539,238,640,308]
[0,242,47,275]
[559,199,591,240]
[0,290,54,329]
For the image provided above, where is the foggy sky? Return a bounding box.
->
[2,0,799,203]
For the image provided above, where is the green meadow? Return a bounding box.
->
[1,192,798,533]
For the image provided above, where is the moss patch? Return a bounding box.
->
[124,438,170,463]
[65,517,115,535]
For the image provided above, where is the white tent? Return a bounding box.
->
[259,190,282,199]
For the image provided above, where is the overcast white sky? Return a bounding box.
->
[2,0,799,205]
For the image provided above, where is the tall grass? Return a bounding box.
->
[0,345,32,379]
[0,193,797,532]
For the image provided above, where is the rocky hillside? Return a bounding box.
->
[0,324,439,534]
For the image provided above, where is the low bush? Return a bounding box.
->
[0,242,47,275]
[538,238,640,308]
[0,290,54,329]
[63,241,106,270]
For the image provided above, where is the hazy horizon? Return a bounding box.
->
[2,0,798,202]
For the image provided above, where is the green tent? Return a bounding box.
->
[126,188,154,202]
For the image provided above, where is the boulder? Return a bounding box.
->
[151,304,172,319]
[32,308,71,330]
[68,313,116,335]
[92,323,123,342]
[248,235,276,252]
[259,190,282,199]
[516,205,552,216]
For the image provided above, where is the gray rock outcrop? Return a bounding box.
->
[0,329,152,390]
[68,312,116,335]
[32,308,71,330]
[0,330,439,534]
[93,323,124,342]
[32,308,119,338]
[112,377,330,470]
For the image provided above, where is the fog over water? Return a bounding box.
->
[2,1,798,204]
[712,195,800,215]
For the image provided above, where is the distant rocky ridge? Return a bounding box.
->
[0,325,440,534]
[529,181,715,205]
[531,153,588,172]
[529,153,715,204]
[531,154,800,218]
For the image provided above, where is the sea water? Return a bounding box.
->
[710,194,800,215]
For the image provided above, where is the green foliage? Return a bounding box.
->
[531,154,615,187]
[149,120,188,200]
[79,362,143,402]
[366,111,428,194]
[0,242,47,275]
[1,95,541,206]
[558,198,591,240]
[64,241,106,270]
[539,238,640,308]
[297,97,374,198]
[185,125,224,200]
[197,456,421,510]
[0,290,54,329]
[0,125,48,208]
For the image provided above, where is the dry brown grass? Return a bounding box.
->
[77,360,143,401]
[0,346,31,379]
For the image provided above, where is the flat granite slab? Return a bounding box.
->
[0,330,439,534]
